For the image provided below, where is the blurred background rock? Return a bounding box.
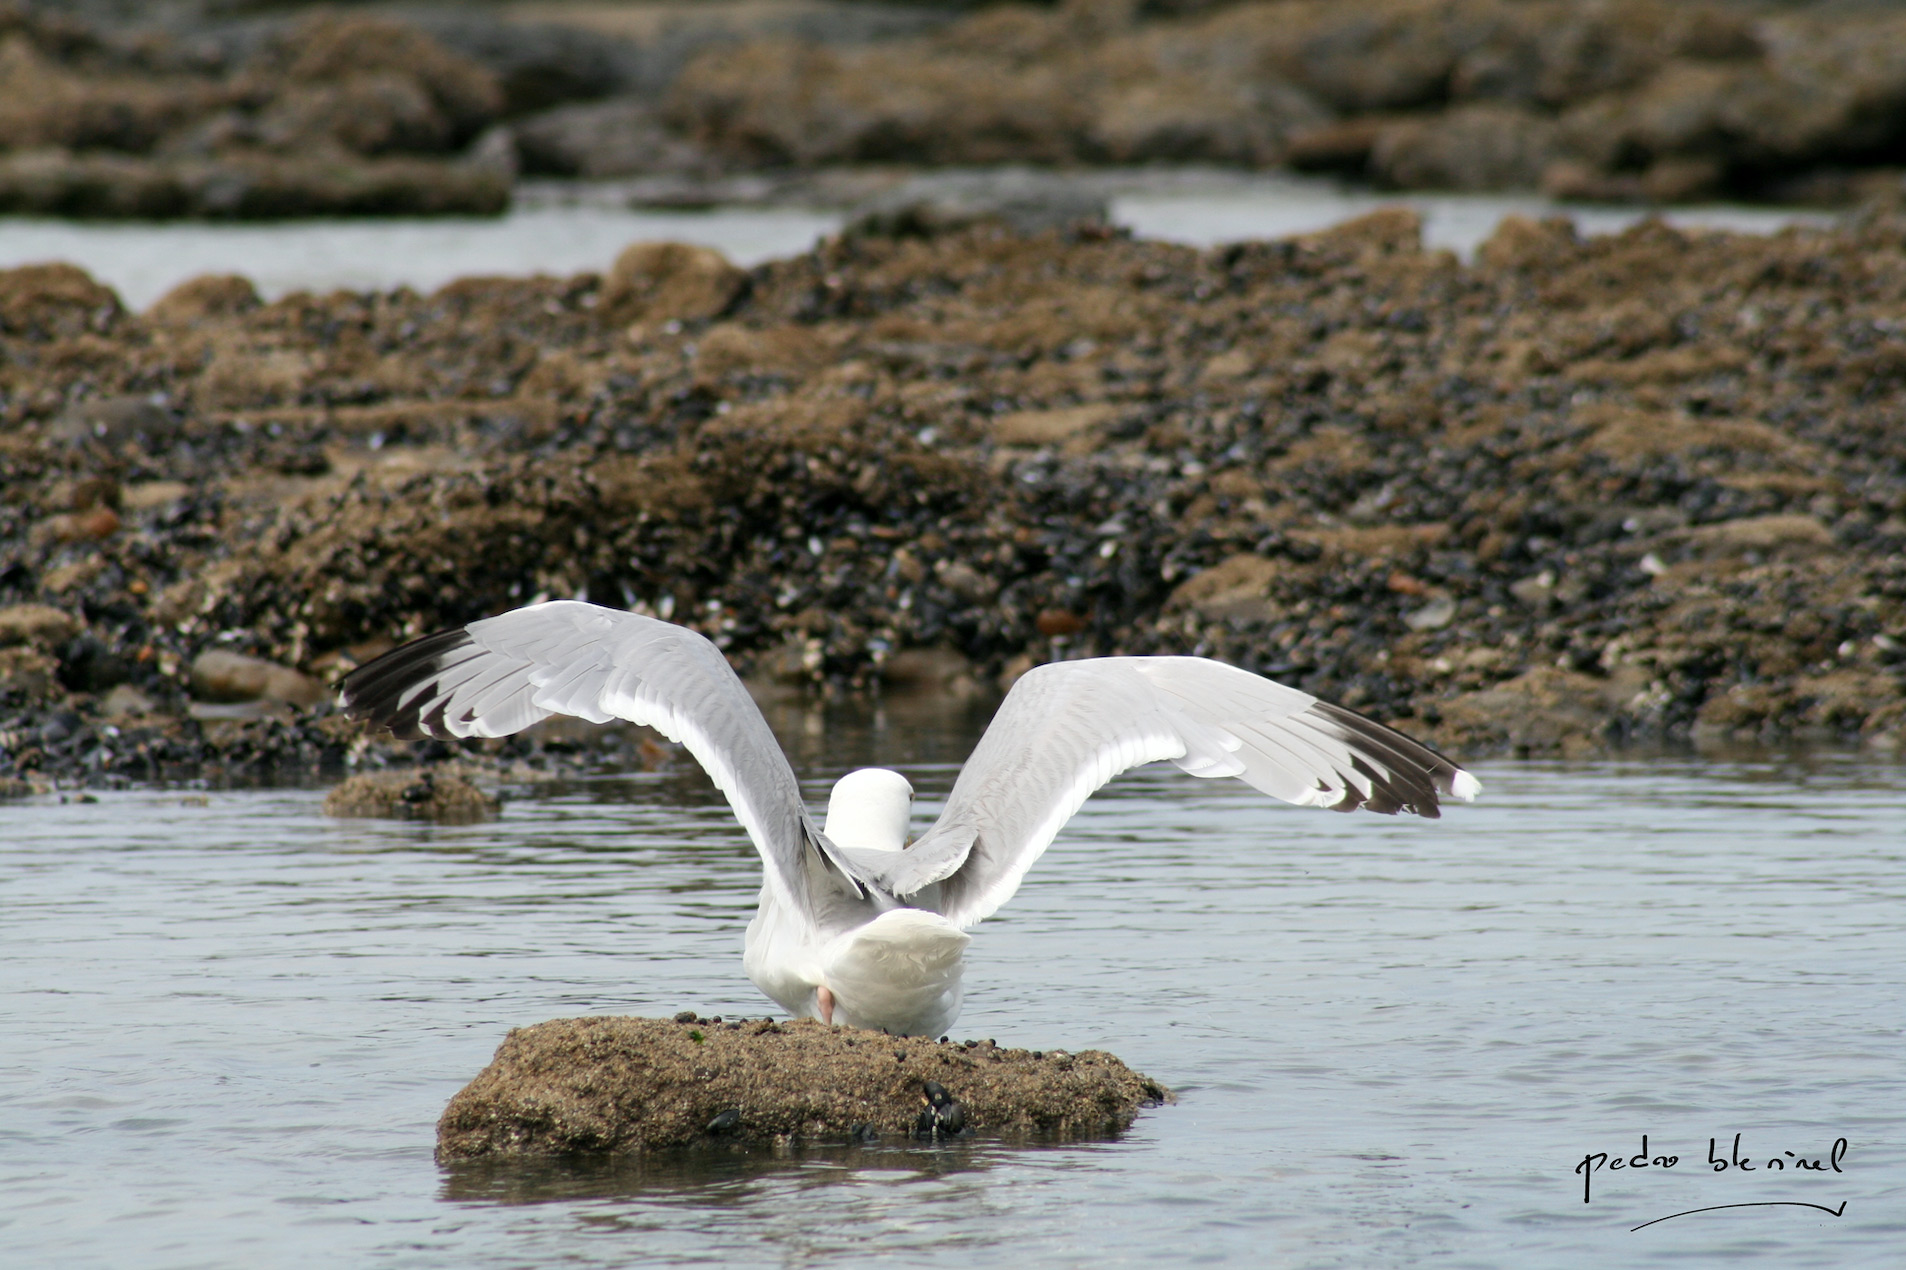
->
[5,0,1906,218]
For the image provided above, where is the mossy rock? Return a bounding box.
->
[438,1015,1170,1161]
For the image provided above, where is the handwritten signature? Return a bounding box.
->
[1572,1134,1848,1229]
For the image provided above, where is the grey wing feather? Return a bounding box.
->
[335,600,862,916]
[871,657,1479,928]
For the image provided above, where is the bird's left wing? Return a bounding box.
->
[335,601,861,915]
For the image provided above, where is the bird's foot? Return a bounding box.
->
[816,985,835,1025]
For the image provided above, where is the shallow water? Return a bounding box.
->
[3,711,1902,1268]
[0,171,1838,310]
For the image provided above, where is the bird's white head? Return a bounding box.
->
[824,768,914,853]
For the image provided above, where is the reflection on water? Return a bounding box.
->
[438,1137,1033,1206]
[2,722,1903,1268]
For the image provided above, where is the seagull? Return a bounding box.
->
[337,600,1479,1037]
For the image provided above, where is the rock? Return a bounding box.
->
[145,274,261,326]
[1675,515,1837,561]
[322,767,500,825]
[1168,554,1289,623]
[1432,667,1627,757]
[403,14,639,115]
[1370,104,1561,191]
[1286,115,1392,174]
[936,560,999,604]
[599,241,744,326]
[1402,595,1456,632]
[662,3,1328,169]
[1035,609,1088,638]
[0,10,512,221]
[436,1015,1168,1160]
[100,683,157,721]
[0,26,240,154]
[877,647,982,699]
[0,604,81,649]
[1086,70,1323,166]
[1293,523,1452,560]
[36,507,120,544]
[845,186,1110,240]
[189,649,325,707]
[259,13,504,152]
[992,404,1118,448]
[508,98,716,179]
[0,646,60,705]
[0,262,121,342]
[0,149,510,219]
[693,322,830,379]
[7,190,1906,782]
[1862,698,1906,751]
[1294,206,1426,260]
[1475,213,1580,271]
[55,633,127,694]
[1508,571,1555,610]
[48,394,177,448]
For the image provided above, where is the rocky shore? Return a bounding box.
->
[437,1014,1168,1159]
[3,203,1905,789]
[9,0,1906,219]
[0,6,514,216]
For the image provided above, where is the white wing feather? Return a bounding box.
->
[343,613,1478,934]
[873,657,1477,927]
[337,601,848,917]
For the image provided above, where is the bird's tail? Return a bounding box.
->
[821,908,969,1037]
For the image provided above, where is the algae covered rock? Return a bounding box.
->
[437,1015,1169,1161]
[323,767,499,824]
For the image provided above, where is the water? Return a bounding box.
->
[0,171,1838,310]
[3,710,1902,1268]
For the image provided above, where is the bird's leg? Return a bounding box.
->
[816,985,835,1025]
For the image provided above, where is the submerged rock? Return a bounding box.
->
[323,767,499,824]
[437,1015,1169,1160]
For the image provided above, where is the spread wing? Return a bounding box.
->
[334,600,862,917]
[860,657,1479,927]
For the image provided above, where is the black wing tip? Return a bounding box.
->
[1309,700,1478,819]
[335,627,475,739]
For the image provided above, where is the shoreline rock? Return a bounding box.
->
[11,2,1906,216]
[436,1015,1170,1161]
[4,207,1906,787]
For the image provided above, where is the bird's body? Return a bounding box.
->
[743,767,968,1035]
[338,600,1479,1035]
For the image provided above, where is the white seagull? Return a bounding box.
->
[338,600,1479,1037]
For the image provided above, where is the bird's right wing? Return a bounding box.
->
[862,657,1477,928]
[335,600,862,916]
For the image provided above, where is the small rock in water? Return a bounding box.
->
[323,767,499,824]
[436,1016,1169,1160]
